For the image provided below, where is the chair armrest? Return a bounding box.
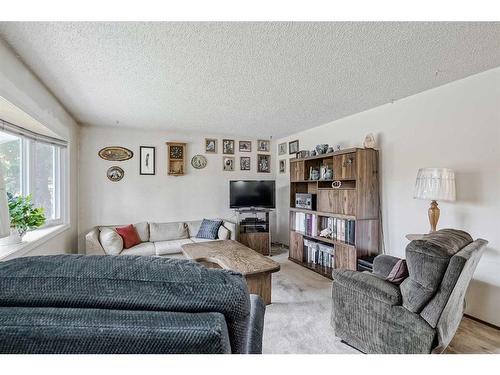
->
[85,228,106,255]
[372,254,402,279]
[245,294,266,354]
[332,269,402,306]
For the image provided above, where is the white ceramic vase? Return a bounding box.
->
[0,228,23,246]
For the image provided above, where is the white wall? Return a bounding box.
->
[0,39,79,256]
[275,67,500,326]
[78,126,276,250]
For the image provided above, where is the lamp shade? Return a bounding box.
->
[414,168,456,201]
[0,167,10,238]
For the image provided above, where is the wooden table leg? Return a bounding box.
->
[245,273,272,305]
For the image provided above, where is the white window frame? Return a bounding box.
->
[1,130,68,229]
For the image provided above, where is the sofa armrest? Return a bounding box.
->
[372,254,402,279]
[85,228,106,255]
[332,269,402,306]
[245,294,266,354]
[222,221,237,240]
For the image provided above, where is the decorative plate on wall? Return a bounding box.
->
[98,146,133,161]
[107,166,124,182]
[191,155,207,169]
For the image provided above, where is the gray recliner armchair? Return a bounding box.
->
[0,255,265,354]
[331,229,487,354]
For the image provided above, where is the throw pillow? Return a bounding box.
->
[134,222,149,242]
[218,225,230,240]
[116,224,141,249]
[386,259,409,284]
[99,228,124,255]
[196,219,223,240]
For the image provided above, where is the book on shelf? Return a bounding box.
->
[294,212,317,237]
[317,216,356,245]
[304,238,334,268]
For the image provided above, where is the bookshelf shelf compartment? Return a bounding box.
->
[288,148,380,277]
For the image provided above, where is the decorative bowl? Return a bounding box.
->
[316,144,328,154]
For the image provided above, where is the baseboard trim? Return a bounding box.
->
[464,314,500,330]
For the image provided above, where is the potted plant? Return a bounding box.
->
[0,193,46,245]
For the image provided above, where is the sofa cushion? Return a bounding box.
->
[196,219,223,240]
[218,225,231,240]
[401,229,473,313]
[121,242,156,256]
[154,239,193,256]
[187,221,202,237]
[134,222,149,242]
[150,222,189,242]
[99,228,123,255]
[116,224,141,249]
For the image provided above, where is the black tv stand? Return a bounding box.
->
[235,208,272,256]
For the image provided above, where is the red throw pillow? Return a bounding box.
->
[116,224,141,249]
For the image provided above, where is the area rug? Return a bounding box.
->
[263,247,358,354]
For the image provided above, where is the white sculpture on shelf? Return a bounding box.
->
[363,133,376,149]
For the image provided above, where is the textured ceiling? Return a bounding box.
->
[0,22,499,138]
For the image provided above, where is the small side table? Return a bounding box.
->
[405,234,425,241]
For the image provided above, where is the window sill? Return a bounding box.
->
[0,224,70,261]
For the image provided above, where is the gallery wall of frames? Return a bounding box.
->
[79,125,276,251]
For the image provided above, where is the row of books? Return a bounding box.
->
[320,217,356,245]
[294,212,317,237]
[303,239,335,268]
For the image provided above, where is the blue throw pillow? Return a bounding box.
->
[196,219,223,239]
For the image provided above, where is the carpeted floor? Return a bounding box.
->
[262,247,358,354]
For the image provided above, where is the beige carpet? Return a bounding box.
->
[263,247,358,354]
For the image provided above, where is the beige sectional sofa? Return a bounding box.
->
[85,220,236,256]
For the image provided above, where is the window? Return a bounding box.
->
[0,128,66,227]
[0,132,21,196]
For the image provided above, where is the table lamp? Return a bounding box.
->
[413,168,456,232]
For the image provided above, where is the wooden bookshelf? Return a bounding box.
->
[288,147,380,278]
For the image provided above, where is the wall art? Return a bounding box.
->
[107,166,124,182]
[139,146,155,175]
[98,146,133,161]
[222,139,235,154]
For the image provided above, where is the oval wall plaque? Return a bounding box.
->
[98,146,133,161]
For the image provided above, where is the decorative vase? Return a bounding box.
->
[327,146,334,153]
[315,144,328,154]
[310,168,320,180]
[0,228,23,246]
[323,167,333,180]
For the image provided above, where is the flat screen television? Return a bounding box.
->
[229,180,275,209]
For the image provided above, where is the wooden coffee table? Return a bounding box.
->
[181,240,280,305]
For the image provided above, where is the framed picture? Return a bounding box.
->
[239,140,252,152]
[205,138,217,153]
[289,140,299,155]
[279,159,286,174]
[240,156,251,171]
[278,142,287,155]
[139,146,156,175]
[257,139,270,152]
[223,156,235,171]
[222,139,235,154]
[257,154,271,173]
